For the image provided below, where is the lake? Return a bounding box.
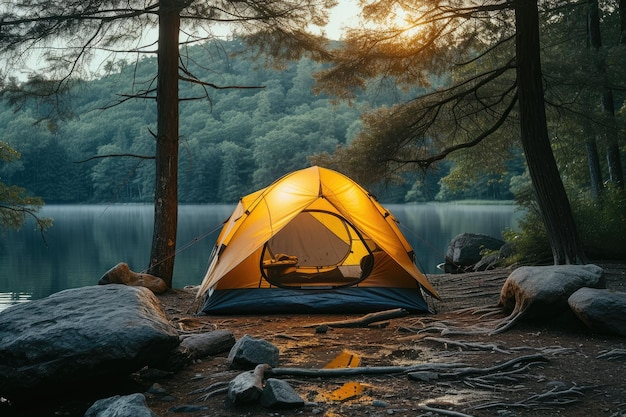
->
[0,203,520,311]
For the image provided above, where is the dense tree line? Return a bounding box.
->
[0,38,520,205]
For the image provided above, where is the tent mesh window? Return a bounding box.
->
[260,210,374,289]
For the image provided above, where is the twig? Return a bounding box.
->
[188,380,229,395]
[196,387,228,401]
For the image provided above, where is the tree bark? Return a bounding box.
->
[585,136,603,201]
[514,0,585,264]
[149,2,181,286]
[619,0,626,45]
[588,0,624,190]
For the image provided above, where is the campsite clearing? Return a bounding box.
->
[150,263,626,417]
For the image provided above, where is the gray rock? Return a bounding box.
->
[228,334,279,369]
[84,393,157,417]
[499,264,605,318]
[568,288,626,336]
[0,285,180,398]
[260,378,304,408]
[444,233,505,273]
[226,368,266,406]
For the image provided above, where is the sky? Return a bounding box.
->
[321,0,361,39]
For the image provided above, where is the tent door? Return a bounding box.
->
[260,210,373,289]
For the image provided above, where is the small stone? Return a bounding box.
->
[260,378,304,408]
[147,383,167,395]
[372,400,388,407]
[315,325,328,334]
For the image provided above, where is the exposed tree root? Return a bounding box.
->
[423,336,511,354]
[472,384,593,410]
[596,349,626,361]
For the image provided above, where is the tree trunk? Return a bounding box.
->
[588,0,624,190]
[585,135,603,201]
[514,0,585,264]
[619,0,626,45]
[149,2,181,286]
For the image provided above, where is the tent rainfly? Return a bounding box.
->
[197,166,439,314]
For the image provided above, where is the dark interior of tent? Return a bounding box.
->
[260,210,375,289]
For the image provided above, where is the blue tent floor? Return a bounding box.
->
[200,287,431,315]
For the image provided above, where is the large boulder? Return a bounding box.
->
[568,288,626,336]
[444,233,505,273]
[0,285,180,399]
[493,264,605,333]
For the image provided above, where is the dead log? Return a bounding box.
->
[269,362,467,378]
[305,308,409,328]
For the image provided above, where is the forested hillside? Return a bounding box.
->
[0,38,520,204]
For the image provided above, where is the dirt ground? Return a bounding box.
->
[145,262,626,417]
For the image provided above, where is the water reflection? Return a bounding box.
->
[0,292,32,312]
[0,203,519,311]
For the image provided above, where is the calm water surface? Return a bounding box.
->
[0,203,520,311]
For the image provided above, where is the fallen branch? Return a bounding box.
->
[268,354,548,382]
[268,362,465,378]
[305,308,409,328]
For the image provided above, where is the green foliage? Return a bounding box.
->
[0,141,52,233]
[0,38,452,203]
[572,187,626,259]
[504,170,626,263]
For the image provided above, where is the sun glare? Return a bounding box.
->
[318,0,425,41]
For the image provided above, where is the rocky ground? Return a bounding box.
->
[5,263,624,417]
[143,262,626,417]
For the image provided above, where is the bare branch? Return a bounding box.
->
[74,153,155,163]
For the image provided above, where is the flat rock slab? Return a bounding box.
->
[568,288,626,336]
[0,285,180,398]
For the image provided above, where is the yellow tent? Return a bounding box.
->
[197,166,439,314]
